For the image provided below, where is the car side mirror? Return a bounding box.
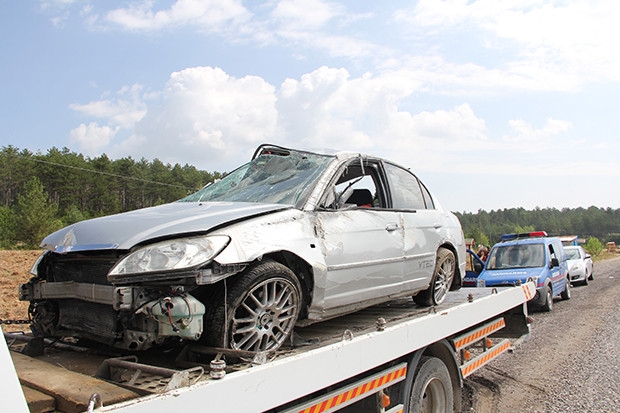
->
[473,260,483,273]
[585,254,591,259]
[550,257,559,268]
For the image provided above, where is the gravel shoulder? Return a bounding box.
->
[463,256,620,412]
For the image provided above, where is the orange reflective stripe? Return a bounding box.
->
[522,284,534,300]
[296,366,407,413]
[453,319,505,350]
[461,340,510,377]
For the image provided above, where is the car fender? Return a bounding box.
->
[211,209,329,313]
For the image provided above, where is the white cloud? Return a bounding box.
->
[69,84,147,129]
[104,0,251,32]
[69,122,119,154]
[398,0,620,84]
[67,65,616,186]
[272,0,340,30]
[110,66,278,169]
[504,118,572,144]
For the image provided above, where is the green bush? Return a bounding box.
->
[584,237,604,256]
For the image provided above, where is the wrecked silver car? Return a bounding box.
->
[20,144,466,353]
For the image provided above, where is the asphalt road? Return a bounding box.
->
[461,255,620,412]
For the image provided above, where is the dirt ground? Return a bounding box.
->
[0,250,42,331]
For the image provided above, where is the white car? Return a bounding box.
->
[565,246,593,285]
[20,144,466,353]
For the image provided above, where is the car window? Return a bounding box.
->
[384,163,426,210]
[486,243,546,269]
[420,182,435,209]
[320,158,387,209]
[565,248,581,260]
[179,150,334,207]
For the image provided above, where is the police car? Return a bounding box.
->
[476,231,571,311]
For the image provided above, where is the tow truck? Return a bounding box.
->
[2,282,535,413]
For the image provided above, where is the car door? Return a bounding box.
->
[315,158,406,311]
[548,240,567,296]
[383,163,441,291]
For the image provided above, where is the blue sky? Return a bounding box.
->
[1,0,619,213]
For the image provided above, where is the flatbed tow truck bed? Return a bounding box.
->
[2,283,535,413]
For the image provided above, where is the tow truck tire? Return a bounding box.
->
[204,260,302,352]
[541,285,553,312]
[560,278,571,300]
[407,356,453,413]
[413,248,455,306]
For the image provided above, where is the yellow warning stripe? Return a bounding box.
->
[453,319,505,350]
[296,366,407,413]
[461,340,511,378]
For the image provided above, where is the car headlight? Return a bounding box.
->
[570,263,582,272]
[109,235,230,276]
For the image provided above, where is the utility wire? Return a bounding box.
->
[18,155,198,191]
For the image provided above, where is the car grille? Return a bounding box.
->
[45,251,125,285]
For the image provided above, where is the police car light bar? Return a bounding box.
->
[500,231,548,241]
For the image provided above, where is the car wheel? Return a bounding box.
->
[560,278,571,300]
[413,248,455,306]
[405,356,453,413]
[541,285,553,312]
[204,260,302,352]
[582,272,589,286]
[587,269,594,281]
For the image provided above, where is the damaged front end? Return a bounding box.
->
[19,248,221,351]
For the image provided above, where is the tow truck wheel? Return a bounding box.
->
[414,248,455,306]
[204,260,302,352]
[541,285,553,312]
[560,278,571,300]
[406,356,453,413]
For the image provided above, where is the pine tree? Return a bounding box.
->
[14,177,63,248]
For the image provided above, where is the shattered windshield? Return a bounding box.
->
[179,149,334,207]
[486,244,546,270]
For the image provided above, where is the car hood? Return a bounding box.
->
[41,202,291,253]
[478,267,546,286]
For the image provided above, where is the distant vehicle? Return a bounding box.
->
[565,245,594,285]
[20,144,465,353]
[476,231,571,311]
[463,249,486,287]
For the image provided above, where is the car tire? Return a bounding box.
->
[541,285,553,312]
[582,272,589,286]
[405,356,453,413]
[203,260,302,352]
[560,278,571,300]
[413,248,455,306]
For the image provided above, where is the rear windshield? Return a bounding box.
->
[486,243,546,270]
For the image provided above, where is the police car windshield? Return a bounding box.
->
[486,244,546,270]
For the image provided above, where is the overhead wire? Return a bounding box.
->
[13,154,199,191]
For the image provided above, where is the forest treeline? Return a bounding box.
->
[0,145,222,248]
[1,145,618,249]
[455,207,620,249]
